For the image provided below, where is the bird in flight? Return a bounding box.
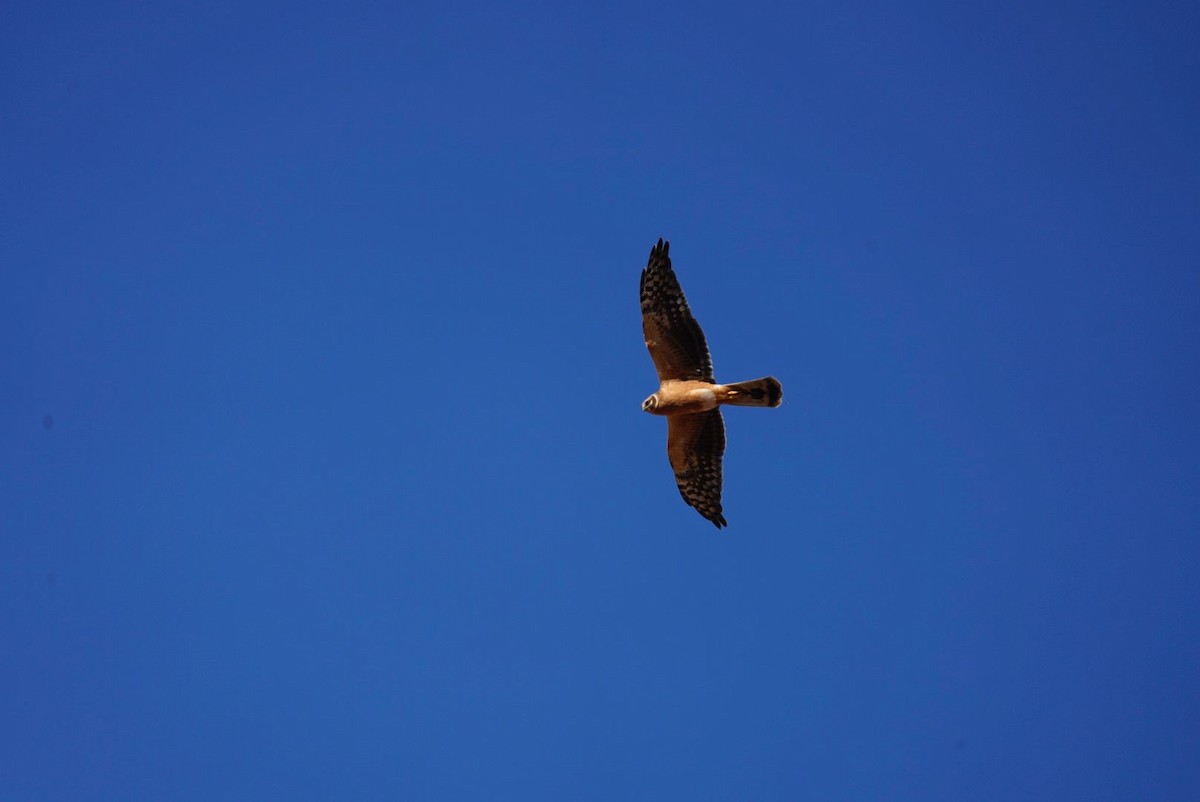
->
[640,238,782,528]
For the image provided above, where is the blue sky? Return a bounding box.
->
[3,1,1199,799]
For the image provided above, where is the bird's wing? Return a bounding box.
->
[640,239,715,382]
[666,410,727,528]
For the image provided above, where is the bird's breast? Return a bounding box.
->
[654,381,720,414]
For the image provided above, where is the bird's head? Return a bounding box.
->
[641,394,659,413]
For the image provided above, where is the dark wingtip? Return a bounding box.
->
[649,237,669,264]
[712,513,728,529]
[767,377,782,407]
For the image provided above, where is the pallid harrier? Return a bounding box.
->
[640,238,782,528]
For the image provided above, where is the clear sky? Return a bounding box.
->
[3,2,1199,799]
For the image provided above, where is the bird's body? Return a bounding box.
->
[639,238,782,528]
[643,380,719,415]
[643,379,783,416]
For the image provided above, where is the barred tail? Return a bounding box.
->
[722,377,783,407]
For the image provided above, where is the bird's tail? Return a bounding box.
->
[720,377,783,407]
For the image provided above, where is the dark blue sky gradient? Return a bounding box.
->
[4,2,1199,799]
